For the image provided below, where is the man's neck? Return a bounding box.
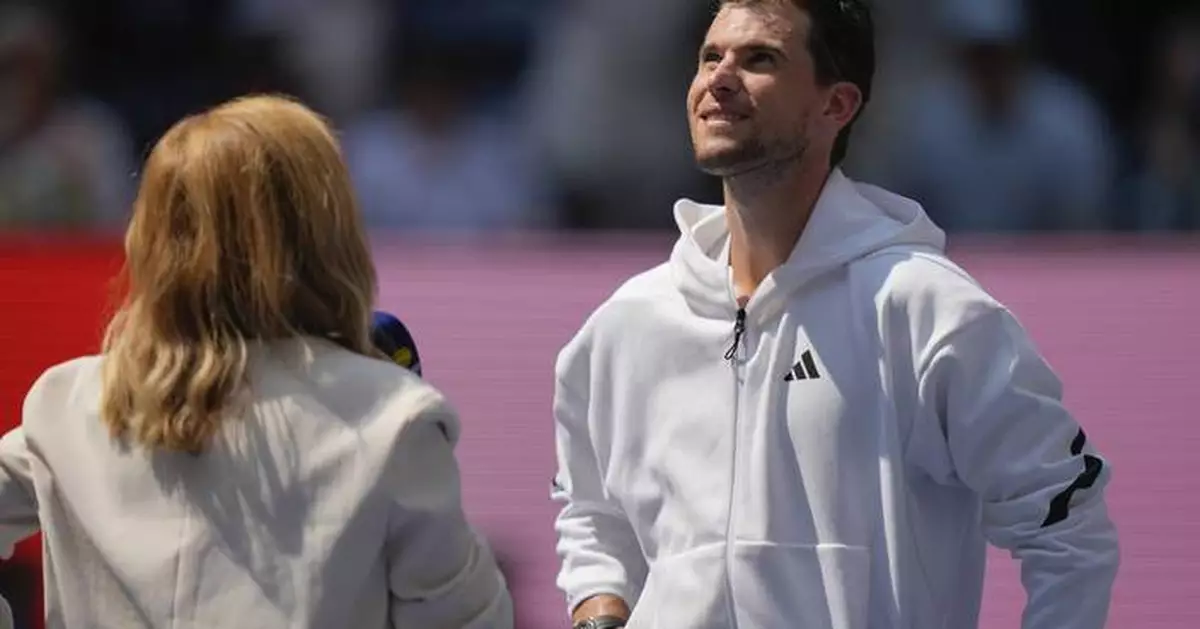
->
[725,158,832,300]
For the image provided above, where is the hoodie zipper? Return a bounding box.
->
[722,304,747,629]
[724,307,747,361]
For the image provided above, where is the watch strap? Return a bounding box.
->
[572,615,627,629]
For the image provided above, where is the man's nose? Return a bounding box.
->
[706,59,742,97]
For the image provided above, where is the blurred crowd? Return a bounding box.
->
[0,0,1197,234]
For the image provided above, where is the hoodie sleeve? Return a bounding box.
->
[551,340,648,615]
[894,263,1118,629]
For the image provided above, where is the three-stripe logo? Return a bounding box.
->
[784,349,821,381]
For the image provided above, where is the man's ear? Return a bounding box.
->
[824,81,864,129]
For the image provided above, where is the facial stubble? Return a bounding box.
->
[693,113,812,181]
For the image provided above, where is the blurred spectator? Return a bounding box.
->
[880,0,1115,232]
[341,26,552,232]
[63,0,259,158]
[1024,0,1119,118]
[398,0,547,104]
[523,0,718,230]
[842,0,946,180]
[1118,11,1200,231]
[229,0,389,121]
[0,3,134,230]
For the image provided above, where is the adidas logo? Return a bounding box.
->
[784,349,821,381]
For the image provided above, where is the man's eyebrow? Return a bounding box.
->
[743,43,788,58]
[698,41,789,58]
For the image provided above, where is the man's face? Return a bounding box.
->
[688,2,836,177]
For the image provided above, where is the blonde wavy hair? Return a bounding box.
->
[101,94,378,454]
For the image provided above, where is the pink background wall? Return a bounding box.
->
[373,237,1200,629]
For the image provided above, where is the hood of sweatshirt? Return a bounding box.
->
[669,168,946,320]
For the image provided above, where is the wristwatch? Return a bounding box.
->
[572,615,627,629]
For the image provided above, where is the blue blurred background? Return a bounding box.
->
[0,0,1197,233]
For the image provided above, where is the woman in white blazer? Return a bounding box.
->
[0,94,513,629]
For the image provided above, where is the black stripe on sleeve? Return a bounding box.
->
[1041,429,1104,527]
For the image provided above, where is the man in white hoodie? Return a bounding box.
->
[550,1,1120,628]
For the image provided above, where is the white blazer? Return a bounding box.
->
[0,337,513,629]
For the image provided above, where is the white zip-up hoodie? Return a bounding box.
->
[551,170,1119,629]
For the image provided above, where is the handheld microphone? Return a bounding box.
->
[371,311,422,377]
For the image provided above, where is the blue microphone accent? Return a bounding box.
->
[371,311,422,377]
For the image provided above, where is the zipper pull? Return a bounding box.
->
[724,307,747,361]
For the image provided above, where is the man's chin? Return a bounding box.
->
[695,153,766,178]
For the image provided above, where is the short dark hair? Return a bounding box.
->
[717,0,875,166]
